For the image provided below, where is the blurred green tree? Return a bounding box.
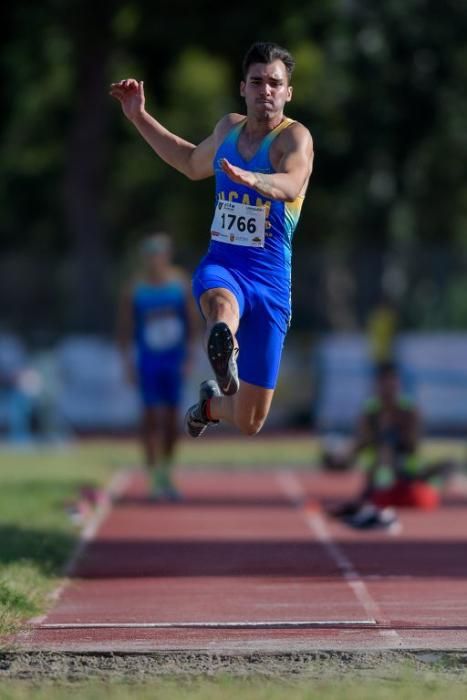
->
[1,0,467,333]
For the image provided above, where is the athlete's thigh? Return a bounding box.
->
[161,404,179,434]
[192,262,245,319]
[199,287,240,323]
[141,405,158,429]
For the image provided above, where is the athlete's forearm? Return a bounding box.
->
[253,172,304,202]
[131,110,197,179]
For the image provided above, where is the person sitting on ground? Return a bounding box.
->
[330,362,452,529]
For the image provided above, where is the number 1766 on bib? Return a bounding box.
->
[211,199,266,247]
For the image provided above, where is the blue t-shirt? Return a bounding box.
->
[132,280,188,365]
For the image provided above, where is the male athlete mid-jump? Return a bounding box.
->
[110,41,314,438]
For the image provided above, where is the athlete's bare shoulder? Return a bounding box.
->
[279,120,313,150]
[213,113,245,148]
[270,119,313,170]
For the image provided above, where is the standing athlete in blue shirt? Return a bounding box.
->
[118,233,197,496]
[111,42,314,437]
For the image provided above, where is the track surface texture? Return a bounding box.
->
[14,468,467,653]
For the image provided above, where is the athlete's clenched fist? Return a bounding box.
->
[109,79,145,122]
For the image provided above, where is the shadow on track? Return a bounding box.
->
[74,538,467,579]
[116,495,294,508]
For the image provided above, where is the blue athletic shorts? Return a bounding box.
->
[137,356,183,407]
[192,261,290,389]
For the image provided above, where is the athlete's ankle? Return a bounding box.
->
[202,398,219,423]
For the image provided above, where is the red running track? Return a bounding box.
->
[18,469,467,652]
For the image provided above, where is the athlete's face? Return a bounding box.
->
[145,251,170,277]
[240,60,292,120]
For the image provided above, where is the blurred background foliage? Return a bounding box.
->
[1,0,467,338]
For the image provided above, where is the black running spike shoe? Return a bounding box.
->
[184,379,221,438]
[207,322,239,396]
[344,504,401,533]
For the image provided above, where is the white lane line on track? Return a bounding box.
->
[276,471,401,641]
[27,468,134,628]
[39,620,377,630]
[64,468,133,576]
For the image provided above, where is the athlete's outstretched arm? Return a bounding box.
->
[110,79,215,180]
[221,124,314,201]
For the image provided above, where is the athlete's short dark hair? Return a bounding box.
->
[242,42,295,82]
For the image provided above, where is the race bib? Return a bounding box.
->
[211,199,265,247]
[144,315,184,351]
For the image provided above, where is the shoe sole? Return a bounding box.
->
[207,323,239,396]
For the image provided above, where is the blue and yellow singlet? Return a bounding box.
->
[208,117,305,310]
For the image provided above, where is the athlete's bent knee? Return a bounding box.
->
[236,414,267,437]
[213,298,235,319]
[204,293,236,321]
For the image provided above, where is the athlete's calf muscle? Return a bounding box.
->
[211,382,274,436]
